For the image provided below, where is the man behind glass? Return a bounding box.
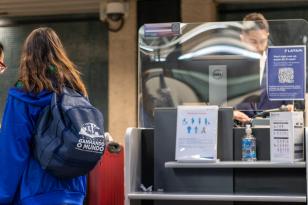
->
[234,13,292,123]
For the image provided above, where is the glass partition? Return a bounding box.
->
[139,19,308,127]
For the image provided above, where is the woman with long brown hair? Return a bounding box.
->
[0,27,87,204]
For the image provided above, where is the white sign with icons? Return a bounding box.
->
[175,105,219,162]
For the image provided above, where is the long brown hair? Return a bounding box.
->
[18,27,88,96]
[0,42,3,59]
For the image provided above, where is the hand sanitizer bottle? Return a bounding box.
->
[242,124,257,161]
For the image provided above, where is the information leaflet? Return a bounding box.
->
[175,105,218,162]
[267,45,306,100]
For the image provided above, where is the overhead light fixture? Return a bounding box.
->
[0,19,12,26]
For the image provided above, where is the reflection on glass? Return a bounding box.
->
[139,20,308,127]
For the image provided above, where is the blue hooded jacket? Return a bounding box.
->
[0,88,86,205]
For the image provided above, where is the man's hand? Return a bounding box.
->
[233,110,251,123]
[286,104,294,111]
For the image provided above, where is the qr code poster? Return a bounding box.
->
[278,67,294,84]
[267,45,306,100]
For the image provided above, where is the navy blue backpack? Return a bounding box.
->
[33,87,106,179]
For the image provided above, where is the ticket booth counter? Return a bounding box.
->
[125,19,308,205]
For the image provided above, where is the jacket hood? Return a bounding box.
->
[8,88,52,107]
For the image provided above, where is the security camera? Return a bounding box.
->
[106,2,125,21]
[100,0,129,32]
